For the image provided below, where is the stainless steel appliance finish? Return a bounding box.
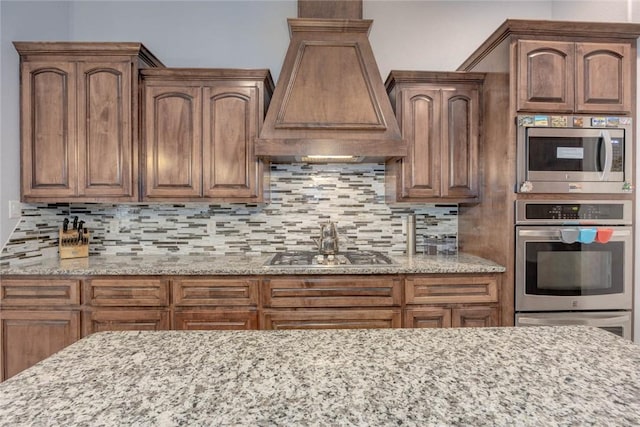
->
[516,312,632,340]
[266,251,395,267]
[516,115,632,193]
[515,200,633,312]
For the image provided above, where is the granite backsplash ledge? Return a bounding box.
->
[1,163,458,266]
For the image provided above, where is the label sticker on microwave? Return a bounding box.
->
[606,117,620,127]
[572,117,584,127]
[557,147,584,159]
[534,116,549,126]
[568,183,583,192]
[619,117,632,125]
[551,116,568,127]
[591,117,606,127]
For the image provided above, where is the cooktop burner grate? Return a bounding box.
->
[267,251,395,267]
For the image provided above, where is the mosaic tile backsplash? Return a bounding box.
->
[0,163,457,265]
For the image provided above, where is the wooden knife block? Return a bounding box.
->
[59,229,89,259]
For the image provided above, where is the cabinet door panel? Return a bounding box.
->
[203,85,261,200]
[174,310,258,330]
[173,277,259,306]
[82,309,170,335]
[84,278,169,307]
[21,62,77,198]
[405,275,498,305]
[517,40,574,112]
[1,310,80,380]
[263,276,401,308]
[400,89,441,198]
[404,307,452,328]
[0,279,80,307]
[576,42,631,113]
[452,306,499,328]
[144,86,202,198]
[262,309,401,330]
[77,62,133,198]
[442,89,479,198]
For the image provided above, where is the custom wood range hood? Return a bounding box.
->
[255,0,406,163]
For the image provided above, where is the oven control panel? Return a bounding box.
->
[515,200,632,225]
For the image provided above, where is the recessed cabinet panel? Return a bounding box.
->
[0,279,80,307]
[1,310,80,380]
[517,40,574,112]
[404,307,452,328]
[84,278,169,307]
[262,309,402,330]
[145,86,202,198]
[172,277,259,306]
[203,86,259,199]
[78,62,132,197]
[576,42,631,113]
[452,307,499,328]
[21,62,77,198]
[82,309,170,335]
[404,91,440,198]
[174,310,258,330]
[442,90,478,198]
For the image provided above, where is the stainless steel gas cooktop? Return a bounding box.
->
[266,251,395,267]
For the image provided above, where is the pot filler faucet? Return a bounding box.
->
[311,221,339,255]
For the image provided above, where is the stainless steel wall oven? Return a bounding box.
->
[515,200,633,339]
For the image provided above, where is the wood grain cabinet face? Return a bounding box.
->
[14,42,162,202]
[174,310,258,330]
[262,309,402,330]
[83,278,169,307]
[403,275,500,329]
[263,276,402,308]
[141,70,272,202]
[1,310,80,381]
[82,309,170,335]
[386,72,482,203]
[517,40,631,113]
[0,279,80,307]
[173,277,259,307]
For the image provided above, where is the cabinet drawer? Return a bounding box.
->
[404,307,452,328]
[82,309,170,335]
[405,275,498,305]
[174,310,258,330]
[173,277,258,306]
[263,276,401,308]
[262,309,402,330]
[0,279,80,307]
[83,278,169,306]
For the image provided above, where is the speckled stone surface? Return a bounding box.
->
[0,326,638,426]
[0,252,505,276]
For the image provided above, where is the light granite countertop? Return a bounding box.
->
[0,252,505,276]
[0,326,638,426]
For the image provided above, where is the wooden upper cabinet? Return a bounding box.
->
[575,42,631,113]
[141,69,273,202]
[517,39,631,113]
[14,42,164,202]
[385,71,482,203]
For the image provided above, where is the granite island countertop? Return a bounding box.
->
[0,326,638,426]
[0,252,505,276]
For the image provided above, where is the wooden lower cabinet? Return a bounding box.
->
[174,310,258,330]
[262,309,402,330]
[82,309,170,335]
[0,310,80,381]
[404,306,499,328]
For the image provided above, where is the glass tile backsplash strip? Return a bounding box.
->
[0,163,457,265]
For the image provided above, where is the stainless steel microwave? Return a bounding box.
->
[516,115,633,193]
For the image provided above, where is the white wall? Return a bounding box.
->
[0,1,72,249]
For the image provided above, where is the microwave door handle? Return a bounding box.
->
[599,130,613,180]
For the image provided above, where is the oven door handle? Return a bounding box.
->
[518,315,629,327]
[599,129,613,181]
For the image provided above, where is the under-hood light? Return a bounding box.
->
[298,155,364,163]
